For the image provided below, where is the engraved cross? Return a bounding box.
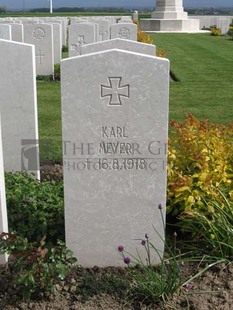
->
[99,27,108,41]
[36,49,45,64]
[101,77,130,106]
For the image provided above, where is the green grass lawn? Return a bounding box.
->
[37,33,233,161]
[37,81,62,162]
[151,33,233,124]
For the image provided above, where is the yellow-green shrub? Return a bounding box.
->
[134,21,153,44]
[228,25,233,40]
[167,114,233,218]
[156,49,167,58]
[210,26,222,36]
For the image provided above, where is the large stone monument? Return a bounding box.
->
[140,0,200,32]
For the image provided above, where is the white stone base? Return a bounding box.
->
[140,18,200,33]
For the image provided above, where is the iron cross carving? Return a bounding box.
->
[101,77,130,106]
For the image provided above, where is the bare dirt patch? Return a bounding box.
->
[0,262,233,309]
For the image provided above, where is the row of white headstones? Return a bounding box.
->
[0,25,169,267]
[0,15,138,76]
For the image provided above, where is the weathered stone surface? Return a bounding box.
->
[24,23,54,75]
[0,24,11,40]
[81,38,156,56]
[0,39,40,178]
[9,23,24,42]
[61,49,169,267]
[140,0,200,32]
[110,23,137,41]
[69,23,96,57]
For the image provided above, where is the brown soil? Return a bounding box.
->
[1,165,233,309]
[0,262,233,309]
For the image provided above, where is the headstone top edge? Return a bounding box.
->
[62,48,169,63]
[0,38,34,49]
[83,38,156,48]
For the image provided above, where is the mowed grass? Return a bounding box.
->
[150,33,233,124]
[37,81,62,162]
[37,33,233,161]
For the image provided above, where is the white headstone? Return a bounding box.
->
[0,39,40,178]
[61,49,169,267]
[81,38,156,56]
[0,24,12,40]
[118,16,133,23]
[91,20,110,41]
[0,116,8,265]
[110,23,137,41]
[217,17,231,34]
[40,18,67,47]
[24,24,54,76]
[49,23,62,64]
[69,23,96,57]
[9,23,24,42]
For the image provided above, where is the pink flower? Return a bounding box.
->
[158,204,163,210]
[123,256,131,265]
[118,245,124,252]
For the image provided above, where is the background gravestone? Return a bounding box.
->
[0,39,40,178]
[24,23,54,75]
[69,23,96,57]
[0,24,12,40]
[91,19,110,41]
[81,38,156,56]
[9,23,24,42]
[61,49,169,267]
[110,23,137,41]
[47,22,62,64]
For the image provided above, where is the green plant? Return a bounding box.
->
[117,205,226,306]
[62,45,68,52]
[117,206,184,305]
[135,21,153,45]
[0,5,6,13]
[179,190,233,259]
[167,114,233,219]
[210,26,221,36]
[36,75,54,81]
[5,172,64,243]
[156,49,167,58]
[0,233,77,299]
[54,63,60,81]
[228,25,233,40]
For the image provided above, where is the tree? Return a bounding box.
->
[0,6,7,14]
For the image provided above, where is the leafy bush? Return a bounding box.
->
[228,25,233,40]
[135,22,153,45]
[167,114,233,219]
[179,190,233,259]
[156,49,167,58]
[37,64,60,81]
[54,63,60,81]
[0,234,76,299]
[210,26,222,36]
[36,75,54,81]
[62,45,68,52]
[5,172,64,243]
